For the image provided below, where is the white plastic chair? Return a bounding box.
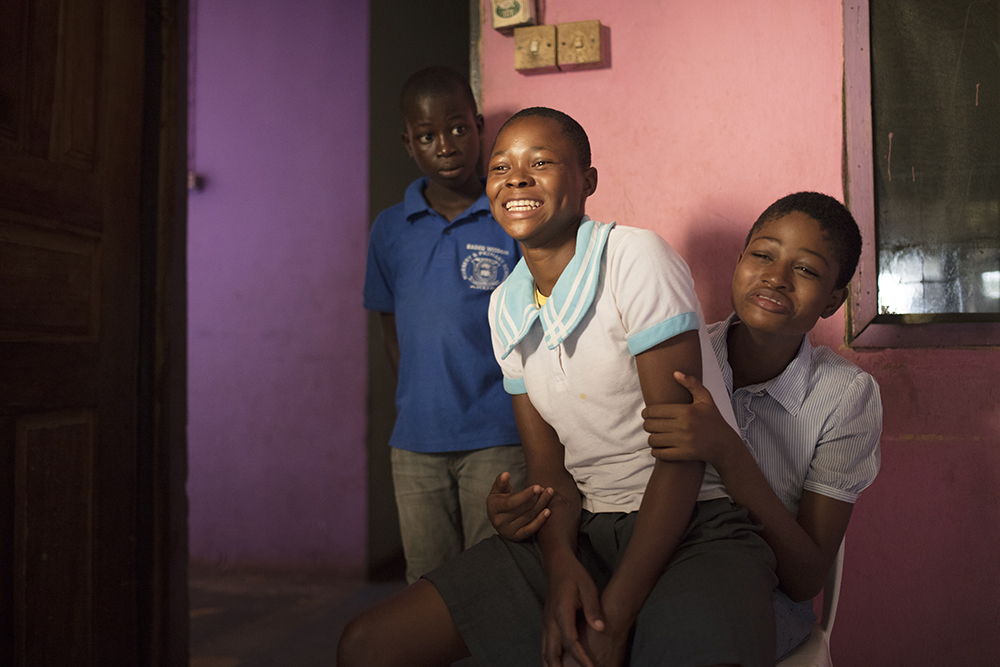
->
[776,539,845,667]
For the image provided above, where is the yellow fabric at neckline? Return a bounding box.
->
[534,284,548,307]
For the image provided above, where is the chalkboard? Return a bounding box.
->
[870,0,1000,316]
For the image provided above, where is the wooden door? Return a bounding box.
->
[0,1,149,664]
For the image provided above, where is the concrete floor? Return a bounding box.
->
[189,567,406,667]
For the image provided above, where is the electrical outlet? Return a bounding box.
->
[514,25,558,73]
[556,20,605,70]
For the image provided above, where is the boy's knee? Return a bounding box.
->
[337,613,381,667]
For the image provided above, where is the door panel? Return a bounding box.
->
[0,218,100,342]
[0,0,147,664]
[15,411,95,664]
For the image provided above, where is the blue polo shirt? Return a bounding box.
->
[364,177,522,453]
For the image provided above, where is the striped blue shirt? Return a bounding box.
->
[710,314,882,516]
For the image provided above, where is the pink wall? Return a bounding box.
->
[480,1,998,664]
[187,0,369,574]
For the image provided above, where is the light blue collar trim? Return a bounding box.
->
[492,217,615,359]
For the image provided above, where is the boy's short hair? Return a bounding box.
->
[497,107,591,171]
[399,66,478,120]
[746,192,863,290]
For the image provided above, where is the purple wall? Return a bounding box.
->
[187,0,369,573]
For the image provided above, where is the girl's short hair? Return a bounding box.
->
[496,107,591,170]
[746,192,863,289]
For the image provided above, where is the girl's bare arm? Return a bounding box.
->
[594,331,706,646]
[643,372,852,600]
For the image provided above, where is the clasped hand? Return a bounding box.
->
[641,371,740,469]
[543,552,629,667]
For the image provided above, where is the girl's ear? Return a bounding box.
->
[583,167,598,198]
[475,113,485,135]
[820,287,849,319]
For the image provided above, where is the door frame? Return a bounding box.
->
[137,1,189,664]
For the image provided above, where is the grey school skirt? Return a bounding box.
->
[424,497,778,667]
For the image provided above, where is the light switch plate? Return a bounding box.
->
[557,20,606,70]
[514,25,558,73]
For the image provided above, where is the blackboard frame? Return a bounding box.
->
[844,0,1000,347]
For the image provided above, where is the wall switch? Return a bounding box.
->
[491,0,536,34]
[514,25,558,73]
[556,20,606,70]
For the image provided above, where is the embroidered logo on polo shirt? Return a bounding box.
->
[461,244,511,290]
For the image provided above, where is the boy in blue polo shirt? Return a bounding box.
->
[363,66,524,583]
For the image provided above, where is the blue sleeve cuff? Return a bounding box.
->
[503,376,527,395]
[627,311,699,355]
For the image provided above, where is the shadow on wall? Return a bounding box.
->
[483,108,520,156]
[680,206,750,324]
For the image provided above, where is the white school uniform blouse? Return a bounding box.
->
[710,314,882,517]
[489,217,733,513]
